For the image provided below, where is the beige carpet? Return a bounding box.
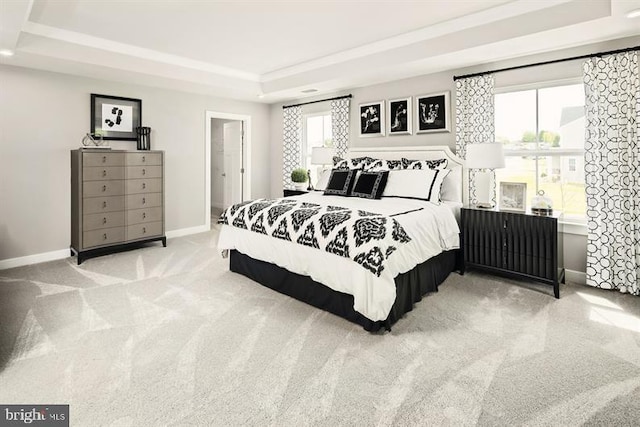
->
[1,224,639,426]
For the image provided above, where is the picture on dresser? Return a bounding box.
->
[499,182,527,212]
[388,97,411,135]
[359,101,385,137]
[416,91,450,133]
[91,94,141,141]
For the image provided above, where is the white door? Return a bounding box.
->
[223,121,243,207]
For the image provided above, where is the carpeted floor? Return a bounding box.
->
[0,223,639,426]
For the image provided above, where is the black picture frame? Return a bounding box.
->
[359,101,385,137]
[90,94,141,141]
[388,97,412,135]
[415,91,450,133]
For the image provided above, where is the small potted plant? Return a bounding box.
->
[291,168,308,190]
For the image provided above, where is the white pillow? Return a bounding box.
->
[382,169,450,203]
[315,168,332,191]
[440,165,462,202]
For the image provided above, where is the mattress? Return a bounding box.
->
[218,192,460,322]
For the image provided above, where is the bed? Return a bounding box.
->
[218,146,467,331]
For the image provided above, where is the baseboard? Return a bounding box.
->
[166,225,209,239]
[0,248,70,271]
[565,269,586,285]
[0,225,210,270]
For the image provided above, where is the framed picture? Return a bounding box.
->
[90,94,141,141]
[388,97,412,135]
[359,101,385,137]
[499,182,527,212]
[415,91,450,133]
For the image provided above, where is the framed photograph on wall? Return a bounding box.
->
[388,97,412,135]
[91,94,141,141]
[415,91,450,133]
[499,182,527,212]
[359,101,385,137]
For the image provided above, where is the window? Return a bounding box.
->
[494,83,585,220]
[302,113,332,182]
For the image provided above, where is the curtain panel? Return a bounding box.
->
[331,98,350,158]
[584,50,639,296]
[455,75,496,205]
[282,106,302,189]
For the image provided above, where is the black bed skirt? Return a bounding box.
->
[229,249,457,332]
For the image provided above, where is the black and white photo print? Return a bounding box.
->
[416,91,450,133]
[91,94,142,141]
[359,101,385,137]
[388,97,411,135]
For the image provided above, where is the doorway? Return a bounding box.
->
[205,111,251,230]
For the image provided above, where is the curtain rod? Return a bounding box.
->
[453,45,640,81]
[283,94,352,109]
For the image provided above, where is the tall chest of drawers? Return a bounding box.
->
[71,149,166,264]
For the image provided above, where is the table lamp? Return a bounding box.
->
[310,147,335,190]
[465,142,505,208]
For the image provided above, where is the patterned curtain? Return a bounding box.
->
[455,75,495,205]
[584,50,639,296]
[282,105,302,188]
[331,97,350,158]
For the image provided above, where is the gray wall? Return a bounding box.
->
[0,65,269,261]
[268,36,639,275]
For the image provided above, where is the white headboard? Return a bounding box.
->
[348,146,468,205]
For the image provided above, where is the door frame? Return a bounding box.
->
[205,110,252,230]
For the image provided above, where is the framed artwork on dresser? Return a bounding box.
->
[91,94,141,141]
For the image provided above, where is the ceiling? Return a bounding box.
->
[1,0,639,103]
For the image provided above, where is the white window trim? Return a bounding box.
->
[301,111,331,167]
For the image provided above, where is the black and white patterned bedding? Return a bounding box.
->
[218,198,412,276]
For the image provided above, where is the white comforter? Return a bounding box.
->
[218,192,460,321]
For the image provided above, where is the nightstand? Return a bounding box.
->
[283,189,308,197]
[460,206,565,298]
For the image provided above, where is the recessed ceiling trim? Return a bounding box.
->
[21,21,262,82]
[260,0,575,82]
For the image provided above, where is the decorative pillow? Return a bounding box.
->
[333,156,376,170]
[401,158,448,170]
[440,165,461,202]
[314,168,332,191]
[351,171,389,199]
[364,159,403,172]
[382,169,450,203]
[324,169,358,196]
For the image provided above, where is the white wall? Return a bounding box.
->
[0,65,270,263]
[268,36,640,276]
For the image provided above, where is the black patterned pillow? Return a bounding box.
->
[352,171,389,199]
[333,156,376,170]
[401,158,448,170]
[364,159,403,172]
[324,169,358,196]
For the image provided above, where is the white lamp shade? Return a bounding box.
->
[465,143,505,169]
[311,146,335,165]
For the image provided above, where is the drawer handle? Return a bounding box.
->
[102,170,107,177]
[103,201,107,208]
[103,217,107,224]
[503,219,508,229]
[102,156,106,163]
[142,182,146,189]
[102,185,107,192]
[142,197,146,204]
[142,212,146,219]
[103,233,107,240]
[143,227,146,234]
[142,168,146,175]
[142,156,146,162]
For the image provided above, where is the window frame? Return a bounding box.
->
[301,111,332,168]
[494,78,586,229]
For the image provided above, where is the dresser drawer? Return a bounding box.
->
[126,165,162,179]
[83,180,125,197]
[125,178,162,194]
[83,226,125,249]
[83,211,125,231]
[126,193,162,210]
[83,166,125,181]
[83,152,124,167]
[127,221,163,241]
[82,196,125,214]
[127,207,163,225]
[126,152,162,166]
